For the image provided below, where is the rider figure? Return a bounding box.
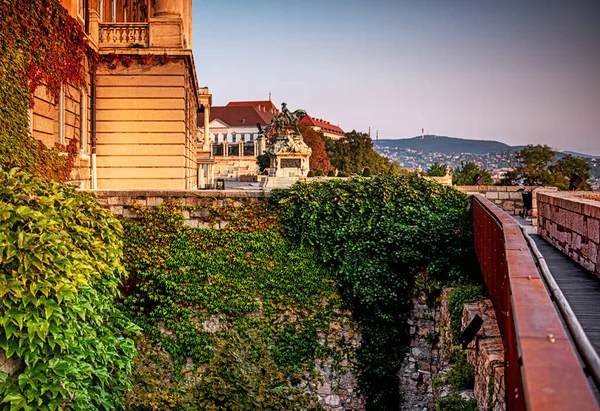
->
[280,102,294,126]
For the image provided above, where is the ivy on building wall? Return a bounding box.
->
[0,168,138,410]
[0,0,94,181]
[271,174,477,410]
[119,202,352,410]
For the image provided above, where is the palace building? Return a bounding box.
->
[30,0,208,189]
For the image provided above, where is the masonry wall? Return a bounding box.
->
[95,59,196,190]
[456,186,557,223]
[537,192,600,278]
[92,190,266,227]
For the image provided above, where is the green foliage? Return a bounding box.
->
[362,167,371,177]
[452,162,492,186]
[326,130,401,175]
[549,154,592,190]
[307,170,315,177]
[446,352,475,391]
[427,162,447,177]
[327,170,336,177]
[120,202,345,409]
[271,174,476,409]
[0,0,93,181]
[448,285,484,341]
[434,394,478,411]
[314,170,324,177]
[0,168,138,410]
[192,330,321,410]
[123,334,191,410]
[337,172,349,177]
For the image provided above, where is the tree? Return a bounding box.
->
[299,123,333,173]
[500,145,592,190]
[427,162,447,177]
[326,130,402,175]
[549,154,592,190]
[502,145,556,186]
[452,162,492,186]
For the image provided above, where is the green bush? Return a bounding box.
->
[434,394,478,411]
[327,170,336,177]
[271,174,474,409]
[307,170,315,177]
[314,170,324,176]
[446,352,475,391]
[0,168,138,410]
[362,167,371,177]
[337,172,349,177]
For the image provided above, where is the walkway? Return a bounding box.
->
[529,234,600,353]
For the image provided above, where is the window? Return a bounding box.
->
[77,0,85,20]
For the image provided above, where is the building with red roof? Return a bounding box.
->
[299,114,345,140]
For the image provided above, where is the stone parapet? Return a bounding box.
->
[537,191,600,278]
[457,186,557,224]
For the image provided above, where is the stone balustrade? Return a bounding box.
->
[99,23,149,48]
[537,191,600,278]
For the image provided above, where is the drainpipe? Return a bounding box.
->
[90,72,98,189]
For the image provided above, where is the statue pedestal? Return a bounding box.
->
[268,135,311,179]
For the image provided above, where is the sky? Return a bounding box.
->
[192,0,600,156]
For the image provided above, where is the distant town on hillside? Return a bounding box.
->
[377,135,600,190]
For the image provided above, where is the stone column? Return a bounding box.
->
[154,0,182,18]
[203,106,210,145]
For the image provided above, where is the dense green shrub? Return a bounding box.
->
[362,167,371,177]
[120,202,347,409]
[0,168,138,410]
[271,174,476,409]
[446,353,475,391]
[307,170,315,177]
[327,170,336,177]
[314,170,324,176]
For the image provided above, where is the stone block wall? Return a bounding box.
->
[461,300,506,411]
[537,191,600,278]
[456,186,557,223]
[89,189,268,227]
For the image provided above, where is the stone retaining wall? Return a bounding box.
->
[456,186,557,224]
[537,191,600,278]
[88,190,267,227]
[461,300,506,411]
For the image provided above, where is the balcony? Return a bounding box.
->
[99,23,149,48]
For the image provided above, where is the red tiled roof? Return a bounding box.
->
[300,114,345,136]
[198,105,276,128]
[226,100,279,114]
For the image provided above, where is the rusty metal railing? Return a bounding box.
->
[472,195,598,411]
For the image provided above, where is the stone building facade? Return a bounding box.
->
[30,0,205,190]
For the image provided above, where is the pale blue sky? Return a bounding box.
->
[192,0,600,155]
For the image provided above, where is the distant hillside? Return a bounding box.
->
[379,135,512,154]
[379,135,599,158]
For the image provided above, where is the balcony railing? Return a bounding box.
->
[99,23,149,48]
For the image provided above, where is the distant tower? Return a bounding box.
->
[269,91,272,101]
[368,126,371,138]
[376,130,379,153]
[421,128,424,139]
